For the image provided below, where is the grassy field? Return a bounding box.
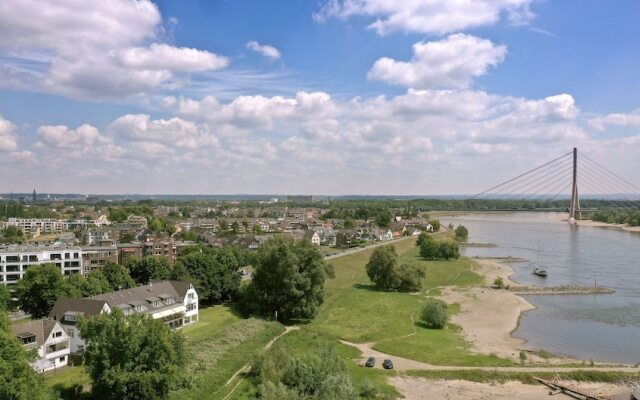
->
[308,236,512,367]
[229,329,400,399]
[44,306,284,400]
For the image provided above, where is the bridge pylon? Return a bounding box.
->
[569,147,581,222]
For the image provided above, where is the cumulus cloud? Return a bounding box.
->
[0,114,18,151]
[246,41,281,60]
[589,109,640,131]
[314,0,535,35]
[368,34,507,89]
[0,0,228,98]
[37,123,125,160]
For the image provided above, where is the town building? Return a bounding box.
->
[81,240,119,274]
[3,218,63,236]
[0,244,83,289]
[11,319,70,372]
[50,281,198,353]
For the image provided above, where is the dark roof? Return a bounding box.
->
[49,298,109,321]
[11,319,61,346]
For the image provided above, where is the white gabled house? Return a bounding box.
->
[12,319,71,372]
[50,280,199,354]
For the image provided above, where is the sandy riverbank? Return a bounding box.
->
[552,213,640,233]
[440,259,540,363]
[389,377,632,400]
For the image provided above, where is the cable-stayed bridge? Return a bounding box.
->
[470,148,640,221]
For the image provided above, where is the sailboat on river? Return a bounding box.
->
[532,243,548,277]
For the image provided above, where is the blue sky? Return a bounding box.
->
[0,0,639,195]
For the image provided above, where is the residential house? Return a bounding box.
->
[81,240,119,274]
[12,319,70,371]
[303,230,321,246]
[50,280,199,354]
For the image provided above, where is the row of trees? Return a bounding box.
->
[590,210,640,226]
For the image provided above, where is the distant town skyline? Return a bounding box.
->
[1,0,639,195]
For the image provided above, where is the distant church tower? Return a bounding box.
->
[32,189,36,204]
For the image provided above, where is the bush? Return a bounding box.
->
[455,225,469,241]
[418,235,459,260]
[493,277,505,289]
[420,299,448,329]
[359,380,380,398]
[366,246,425,291]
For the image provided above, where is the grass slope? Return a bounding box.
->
[310,237,512,367]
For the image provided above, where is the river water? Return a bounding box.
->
[441,212,640,364]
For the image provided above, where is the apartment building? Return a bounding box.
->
[83,227,117,245]
[12,319,71,372]
[81,240,119,274]
[117,236,195,264]
[50,280,198,353]
[0,244,83,288]
[4,218,63,236]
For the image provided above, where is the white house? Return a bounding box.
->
[426,224,434,233]
[50,280,199,354]
[12,319,70,372]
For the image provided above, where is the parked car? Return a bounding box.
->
[365,357,376,368]
[382,359,393,369]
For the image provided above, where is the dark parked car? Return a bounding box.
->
[365,357,376,368]
[382,359,393,369]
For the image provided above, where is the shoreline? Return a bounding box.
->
[439,258,614,365]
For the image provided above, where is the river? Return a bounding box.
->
[442,212,640,364]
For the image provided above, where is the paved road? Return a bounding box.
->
[323,236,414,260]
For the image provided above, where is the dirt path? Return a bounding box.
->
[222,326,300,400]
[323,236,413,260]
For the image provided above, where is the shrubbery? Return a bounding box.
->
[420,299,448,329]
[366,245,425,291]
[417,233,460,260]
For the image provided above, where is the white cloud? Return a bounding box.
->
[368,34,507,89]
[37,123,125,160]
[0,0,228,98]
[246,41,281,60]
[108,114,219,151]
[589,109,640,131]
[0,114,17,151]
[314,0,535,35]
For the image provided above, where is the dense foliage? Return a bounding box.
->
[126,256,173,284]
[241,236,333,321]
[253,342,356,400]
[101,262,136,291]
[418,234,460,260]
[454,225,469,241]
[65,270,112,297]
[15,264,77,318]
[365,245,425,291]
[175,247,243,304]
[80,309,187,400]
[0,311,53,400]
[420,299,449,329]
[0,225,24,244]
[589,210,640,226]
[0,285,11,311]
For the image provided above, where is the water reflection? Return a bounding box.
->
[442,212,640,364]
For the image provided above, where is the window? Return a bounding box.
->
[59,356,66,363]
[20,335,36,345]
[187,303,197,312]
[64,314,76,322]
[188,293,195,300]
[68,329,74,338]
[54,331,62,338]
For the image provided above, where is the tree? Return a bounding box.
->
[396,263,426,291]
[16,264,74,318]
[493,277,505,289]
[66,271,112,297]
[421,299,448,329]
[0,311,53,400]
[366,245,400,290]
[438,241,460,260]
[418,234,440,260]
[101,262,136,291]
[430,219,441,232]
[416,232,429,247]
[127,256,172,284]
[455,225,469,241]
[176,249,241,304]
[0,284,12,311]
[242,236,334,321]
[375,211,392,227]
[366,246,425,291]
[80,309,187,400]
